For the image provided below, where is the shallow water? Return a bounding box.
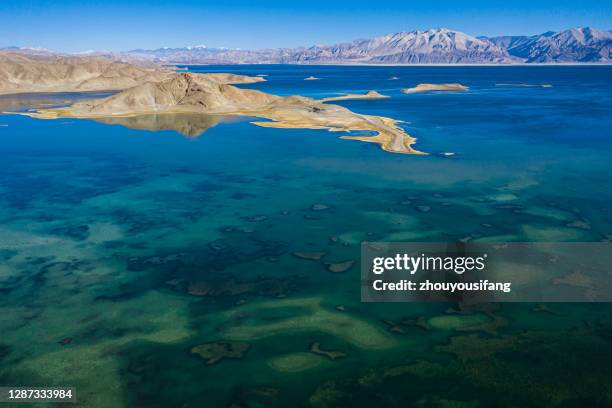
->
[0,65,612,407]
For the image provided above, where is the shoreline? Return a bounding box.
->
[321,91,390,103]
[173,62,612,67]
[3,71,426,155]
[10,103,425,156]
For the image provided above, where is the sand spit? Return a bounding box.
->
[402,83,469,94]
[14,72,425,155]
[321,90,390,103]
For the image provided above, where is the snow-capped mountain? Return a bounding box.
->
[5,27,611,65]
[125,28,517,64]
[488,27,612,62]
[289,28,517,64]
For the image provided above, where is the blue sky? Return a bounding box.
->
[1,0,611,52]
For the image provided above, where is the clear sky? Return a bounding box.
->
[2,0,611,52]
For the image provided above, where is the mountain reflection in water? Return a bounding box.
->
[94,113,242,137]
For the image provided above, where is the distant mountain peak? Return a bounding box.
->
[120,26,612,65]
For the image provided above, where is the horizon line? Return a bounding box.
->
[2,25,611,55]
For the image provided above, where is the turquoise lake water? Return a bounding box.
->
[0,65,611,407]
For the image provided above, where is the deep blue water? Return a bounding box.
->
[0,65,611,407]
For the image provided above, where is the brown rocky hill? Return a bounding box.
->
[67,72,278,115]
[0,53,171,95]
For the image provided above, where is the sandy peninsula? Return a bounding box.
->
[321,90,390,103]
[402,83,469,94]
[13,72,424,155]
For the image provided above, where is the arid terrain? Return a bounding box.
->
[1,55,422,154]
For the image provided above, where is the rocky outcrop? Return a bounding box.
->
[0,53,171,95]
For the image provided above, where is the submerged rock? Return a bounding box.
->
[186,277,292,297]
[382,320,405,334]
[164,278,184,290]
[208,239,230,252]
[310,342,347,360]
[428,314,492,330]
[130,253,184,269]
[191,341,250,365]
[415,205,431,213]
[552,271,593,289]
[566,219,591,230]
[243,215,267,222]
[310,203,331,211]
[401,316,431,330]
[292,251,327,261]
[268,352,323,372]
[325,260,355,273]
[58,337,72,346]
[309,381,344,408]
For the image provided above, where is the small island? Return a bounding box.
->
[304,76,320,81]
[402,83,469,94]
[321,90,390,103]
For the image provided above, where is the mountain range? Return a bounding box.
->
[3,27,611,65]
[486,27,612,63]
[126,27,612,64]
